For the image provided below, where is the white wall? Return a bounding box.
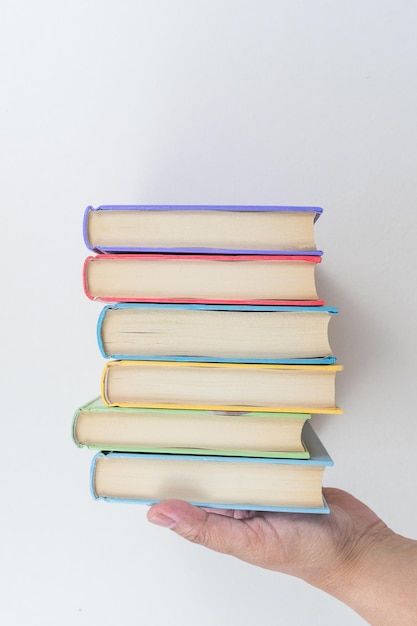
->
[1,1,416,624]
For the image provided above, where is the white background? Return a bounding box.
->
[1,1,417,624]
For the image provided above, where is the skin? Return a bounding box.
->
[147,488,417,625]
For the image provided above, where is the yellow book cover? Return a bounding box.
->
[101,360,343,413]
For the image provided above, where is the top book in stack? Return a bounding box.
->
[83,205,323,255]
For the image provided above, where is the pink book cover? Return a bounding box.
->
[83,254,324,305]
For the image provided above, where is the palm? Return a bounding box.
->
[148,488,389,583]
[205,488,387,579]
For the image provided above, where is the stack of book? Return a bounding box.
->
[73,205,342,513]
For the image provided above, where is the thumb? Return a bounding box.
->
[147,499,246,555]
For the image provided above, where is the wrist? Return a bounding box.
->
[313,531,417,625]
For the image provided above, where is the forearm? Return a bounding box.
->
[312,533,417,625]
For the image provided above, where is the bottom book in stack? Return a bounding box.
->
[73,398,333,513]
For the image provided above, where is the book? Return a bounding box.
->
[73,396,312,458]
[97,303,337,363]
[83,204,323,255]
[83,254,324,305]
[90,422,333,513]
[101,360,343,413]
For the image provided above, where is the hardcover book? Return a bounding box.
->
[101,360,343,413]
[73,396,312,458]
[83,204,323,255]
[83,254,324,305]
[97,303,337,363]
[90,422,333,513]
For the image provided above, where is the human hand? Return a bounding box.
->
[148,488,417,625]
[147,488,388,582]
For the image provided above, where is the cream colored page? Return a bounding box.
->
[87,257,318,300]
[95,456,324,507]
[102,308,332,358]
[88,210,317,250]
[106,363,336,409]
[76,411,304,451]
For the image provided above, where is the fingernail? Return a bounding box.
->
[148,512,177,529]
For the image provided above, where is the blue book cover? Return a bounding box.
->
[90,422,333,514]
[97,302,338,364]
[83,204,324,255]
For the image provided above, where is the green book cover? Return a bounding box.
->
[73,397,311,459]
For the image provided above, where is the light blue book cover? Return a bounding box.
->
[97,303,338,364]
[90,422,333,514]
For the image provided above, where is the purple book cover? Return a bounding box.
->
[83,205,323,255]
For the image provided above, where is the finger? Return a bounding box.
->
[147,499,255,556]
